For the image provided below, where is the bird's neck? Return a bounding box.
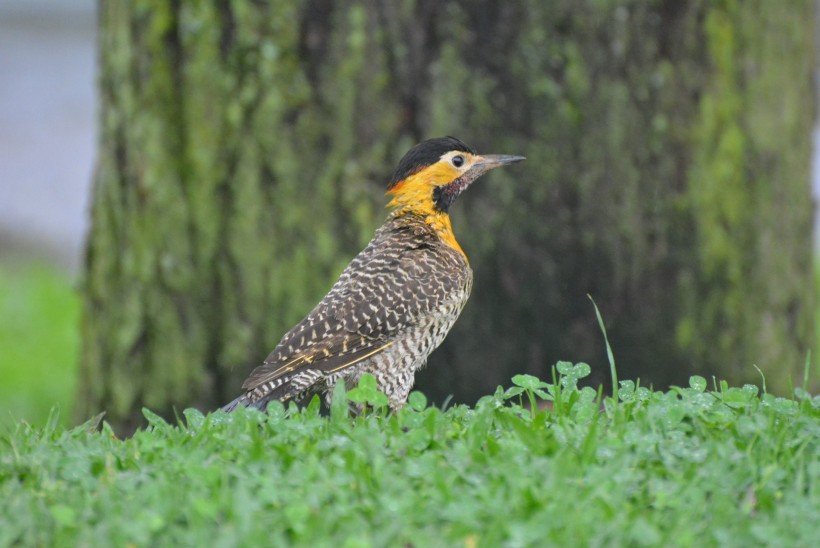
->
[389,205,467,262]
[387,169,469,261]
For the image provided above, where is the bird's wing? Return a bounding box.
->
[240,235,469,391]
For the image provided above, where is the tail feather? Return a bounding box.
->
[220,392,271,413]
[220,394,247,413]
[221,369,327,413]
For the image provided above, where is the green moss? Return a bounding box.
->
[681,0,816,393]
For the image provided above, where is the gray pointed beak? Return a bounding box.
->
[470,154,526,178]
[466,154,526,180]
[476,154,527,169]
[435,152,525,211]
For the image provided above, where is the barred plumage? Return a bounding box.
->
[222,137,523,412]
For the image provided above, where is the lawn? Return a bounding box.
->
[1,366,817,546]
[0,261,79,431]
[0,264,818,545]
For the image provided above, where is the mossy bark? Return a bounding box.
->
[78,0,816,431]
[78,0,392,431]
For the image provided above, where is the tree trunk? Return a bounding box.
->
[78,0,816,432]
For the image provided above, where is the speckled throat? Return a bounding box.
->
[432,175,470,213]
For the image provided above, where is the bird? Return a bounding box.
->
[222,137,524,412]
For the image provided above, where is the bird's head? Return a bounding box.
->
[386,137,525,216]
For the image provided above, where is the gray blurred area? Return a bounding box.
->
[0,0,95,272]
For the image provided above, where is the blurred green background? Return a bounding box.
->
[1,0,94,430]
[0,261,78,430]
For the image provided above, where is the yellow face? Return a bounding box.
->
[384,144,524,260]
[386,151,480,215]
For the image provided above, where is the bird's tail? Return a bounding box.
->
[220,394,246,413]
[220,392,268,413]
[221,371,316,413]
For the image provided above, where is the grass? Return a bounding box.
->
[1,366,817,547]
[0,261,79,431]
[0,268,818,545]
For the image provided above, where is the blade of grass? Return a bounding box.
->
[589,295,618,404]
[752,364,767,395]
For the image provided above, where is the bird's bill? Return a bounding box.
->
[447,153,525,190]
[473,154,527,171]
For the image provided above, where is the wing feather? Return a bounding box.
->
[238,220,470,394]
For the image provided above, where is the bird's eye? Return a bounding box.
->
[452,155,465,168]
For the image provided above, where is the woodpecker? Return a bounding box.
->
[222,137,524,412]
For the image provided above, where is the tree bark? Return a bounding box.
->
[78,0,816,432]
